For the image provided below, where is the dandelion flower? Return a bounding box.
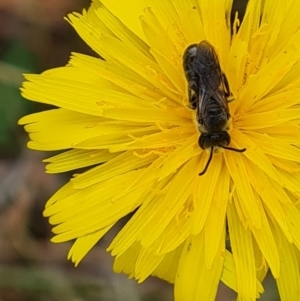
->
[19,0,300,300]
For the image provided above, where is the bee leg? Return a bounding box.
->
[222,72,235,102]
[222,72,231,97]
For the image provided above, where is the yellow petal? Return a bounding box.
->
[231,129,281,185]
[94,5,152,59]
[71,150,157,189]
[274,227,300,301]
[108,176,172,256]
[285,205,300,251]
[221,250,264,298]
[226,38,248,93]
[154,208,192,255]
[139,156,198,247]
[198,0,232,63]
[100,0,148,43]
[44,181,75,208]
[46,170,147,241]
[204,165,229,268]
[135,245,164,282]
[172,1,204,44]
[175,230,225,301]
[155,134,200,179]
[244,159,293,242]
[191,153,223,234]
[152,244,184,283]
[236,109,300,130]
[69,53,166,104]
[20,109,156,151]
[237,44,298,112]
[227,202,257,301]
[96,35,179,102]
[248,88,300,113]
[224,150,261,227]
[249,198,280,278]
[247,131,300,162]
[235,0,262,48]
[67,225,113,266]
[44,149,119,173]
[113,242,141,278]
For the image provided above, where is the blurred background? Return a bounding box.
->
[0,0,280,300]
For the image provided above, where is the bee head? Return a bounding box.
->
[198,132,246,176]
[198,131,230,150]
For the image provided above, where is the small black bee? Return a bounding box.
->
[183,40,246,175]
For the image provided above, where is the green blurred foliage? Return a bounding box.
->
[0,39,36,157]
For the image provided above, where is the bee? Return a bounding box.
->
[183,40,246,175]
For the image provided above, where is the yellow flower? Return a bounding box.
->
[19,0,300,300]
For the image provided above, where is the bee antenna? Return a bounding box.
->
[221,146,246,153]
[199,147,214,176]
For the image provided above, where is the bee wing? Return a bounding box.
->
[197,87,229,124]
[197,88,211,121]
[193,41,230,109]
[192,41,222,92]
